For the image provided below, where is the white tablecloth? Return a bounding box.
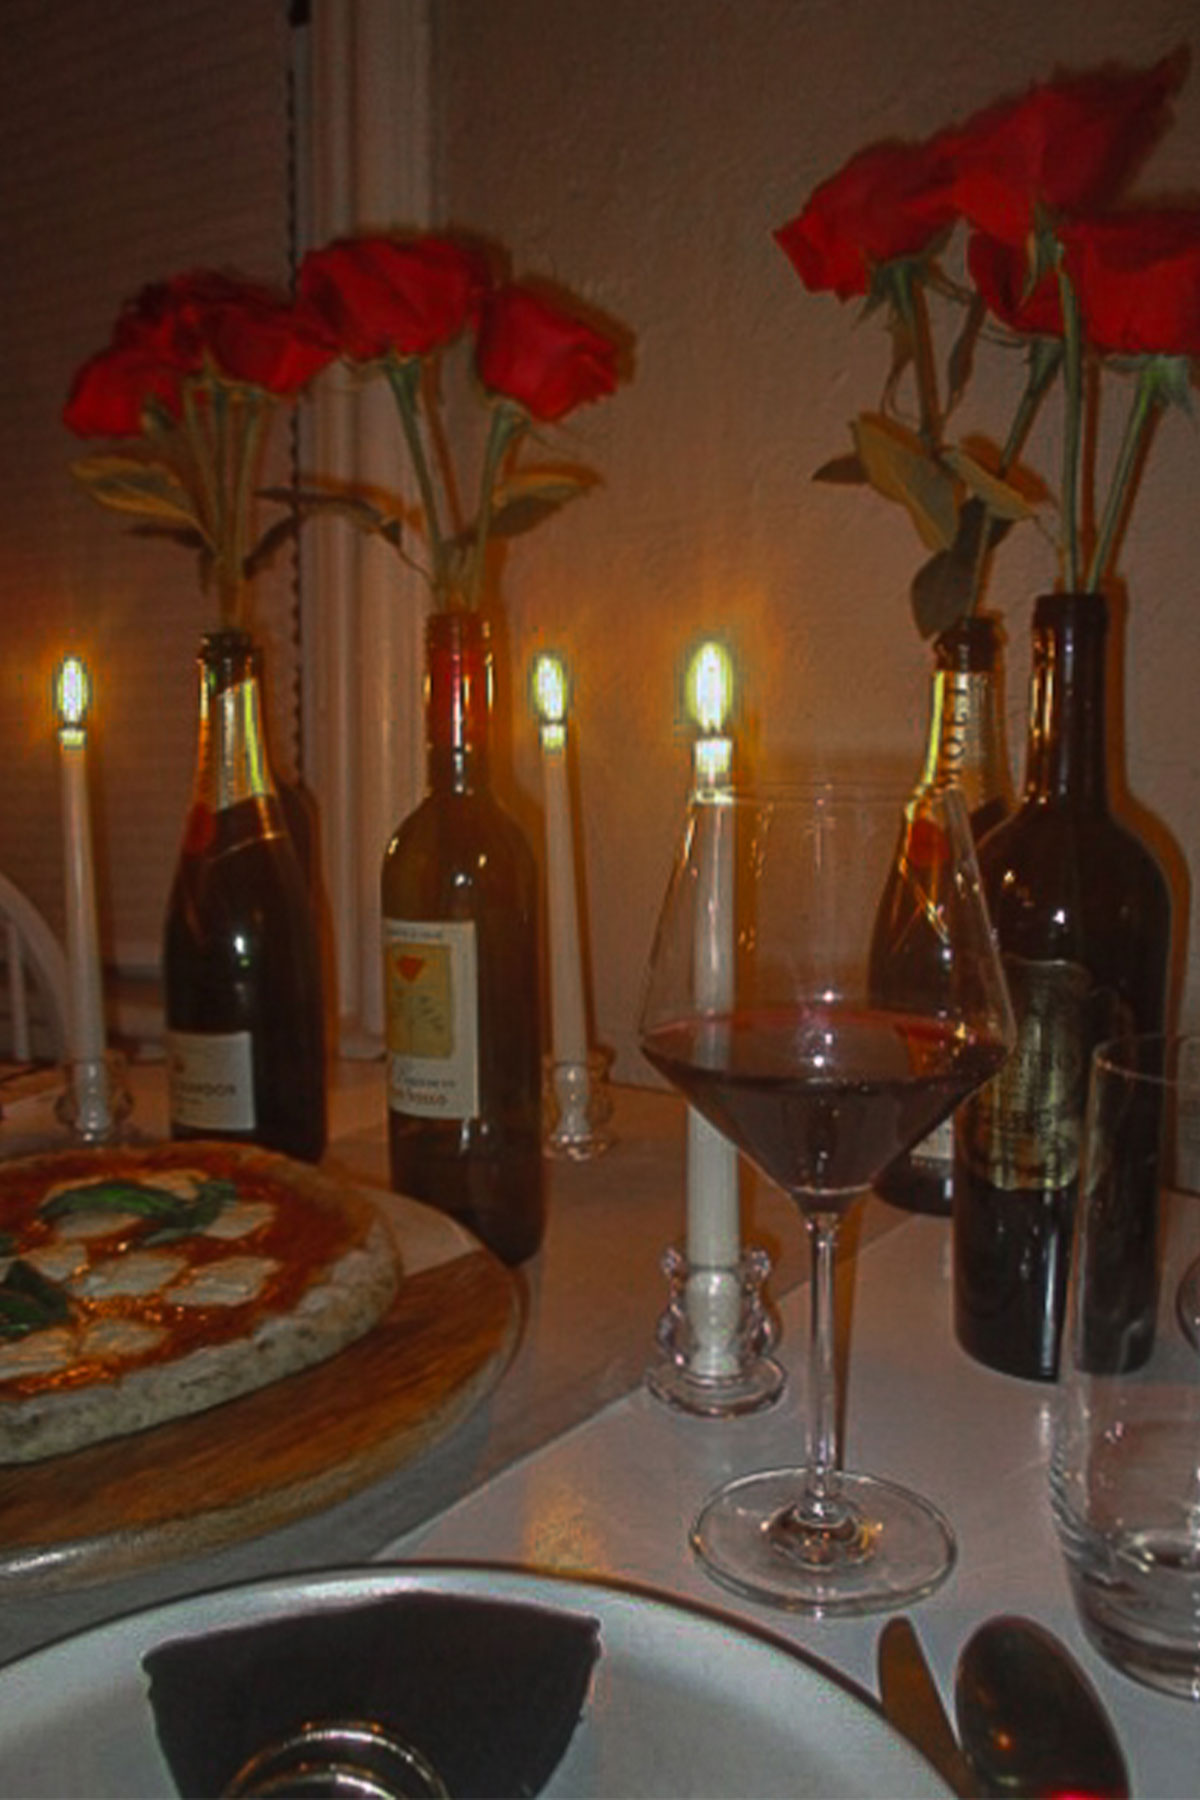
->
[382,1214,1198,1800]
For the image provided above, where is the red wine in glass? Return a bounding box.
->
[643,1006,1009,1210]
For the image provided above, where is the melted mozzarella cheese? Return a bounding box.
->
[139,1170,205,1201]
[0,1327,77,1381]
[71,1250,188,1300]
[79,1317,168,1360]
[52,1210,142,1242]
[167,1256,278,1308]
[21,1241,90,1285]
[201,1199,274,1241]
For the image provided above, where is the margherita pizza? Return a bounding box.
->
[0,1141,400,1464]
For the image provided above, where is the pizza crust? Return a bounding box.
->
[0,1143,401,1465]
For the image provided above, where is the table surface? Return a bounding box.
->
[1,1062,1197,1797]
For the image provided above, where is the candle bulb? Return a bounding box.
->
[685,641,740,1272]
[534,653,589,1076]
[55,656,110,1134]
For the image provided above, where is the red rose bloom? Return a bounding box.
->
[298,234,490,361]
[131,271,337,394]
[475,285,620,421]
[63,342,189,437]
[947,48,1188,245]
[774,133,959,299]
[968,233,1064,338]
[1061,208,1200,357]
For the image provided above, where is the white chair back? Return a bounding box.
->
[0,874,68,1063]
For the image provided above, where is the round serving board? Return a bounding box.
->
[0,1242,519,1594]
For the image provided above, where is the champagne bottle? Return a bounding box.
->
[164,630,327,1163]
[954,593,1170,1379]
[870,614,1012,1214]
[382,610,544,1265]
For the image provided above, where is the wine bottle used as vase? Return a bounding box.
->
[381,608,544,1266]
[954,592,1171,1380]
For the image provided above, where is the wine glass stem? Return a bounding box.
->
[801,1210,845,1524]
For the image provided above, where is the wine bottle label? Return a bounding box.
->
[911,1115,954,1167]
[166,1029,256,1131]
[383,919,480,1120]
[961,954,1126,1190]
[925,671,1007,817]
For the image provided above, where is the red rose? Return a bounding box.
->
[1061,208,1200,357]
[475,285,620,420]
[774,134,959,299]
[112,279,205,365]
[132,271,337,395]
[968,233,1064,338]
[63,342,189,437]
[947,48,1188,245]
[298,234,490,361]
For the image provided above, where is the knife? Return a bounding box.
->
[877,1616,977,1799]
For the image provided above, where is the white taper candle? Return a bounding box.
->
[55,657,107,1069]
[534,654,588,1070]
[685,643,739,1270]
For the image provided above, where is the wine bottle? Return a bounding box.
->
[954,593,1171,1380]
[164,630,327,1163]
[870,614,1012,1214]
[382,609,544,1265]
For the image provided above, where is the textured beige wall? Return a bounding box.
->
[434,0,1200,1082]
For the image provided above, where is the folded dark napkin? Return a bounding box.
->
[144,1591,601,1799]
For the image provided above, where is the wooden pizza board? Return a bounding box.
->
[0,1246,520,1595]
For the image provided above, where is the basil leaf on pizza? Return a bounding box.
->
[0,1260,72,1339]
[0,1144,401,1463]
[39,1175,237,1241]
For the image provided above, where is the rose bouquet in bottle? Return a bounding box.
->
[295,232,627,1258]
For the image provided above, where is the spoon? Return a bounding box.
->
[955,1615,1129,1798]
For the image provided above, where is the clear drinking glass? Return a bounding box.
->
[1050,1033,1200,1701]
[639,778,1014,1613]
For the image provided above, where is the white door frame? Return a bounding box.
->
[293,0,434,1055]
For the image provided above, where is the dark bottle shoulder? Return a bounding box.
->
[977,798,1168,891]
[382,788,537,913]
[976,797,1170,957]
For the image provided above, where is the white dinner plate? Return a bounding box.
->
[0,1563,951,1798]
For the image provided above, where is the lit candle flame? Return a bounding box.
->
[533,653,568,749]
[687,641,732,735]
[55,656,91,741]
[533,653,567,724]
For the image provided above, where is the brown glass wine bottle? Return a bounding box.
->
[381,610,544,1265]
[164,630,327,1163]
[953,593,1170,1380]
[870,614,1012,1214]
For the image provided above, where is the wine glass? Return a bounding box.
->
[639,777,1014,1614]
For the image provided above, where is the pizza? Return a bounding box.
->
[0,1141,401,1464]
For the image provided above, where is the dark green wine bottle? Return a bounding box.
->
[164,630,327,1163]
[382,609,544,1265]
[954,593,1170,1379]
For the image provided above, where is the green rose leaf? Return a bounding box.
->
[851,412,959,551]
[943,445,1041,522]
[259,487,404,554]
[812,452,867,486]
[487,468,596,539]
[70,455,201,532]
[910,498,1013,638]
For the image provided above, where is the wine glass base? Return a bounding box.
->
[691,1467,956,1616]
